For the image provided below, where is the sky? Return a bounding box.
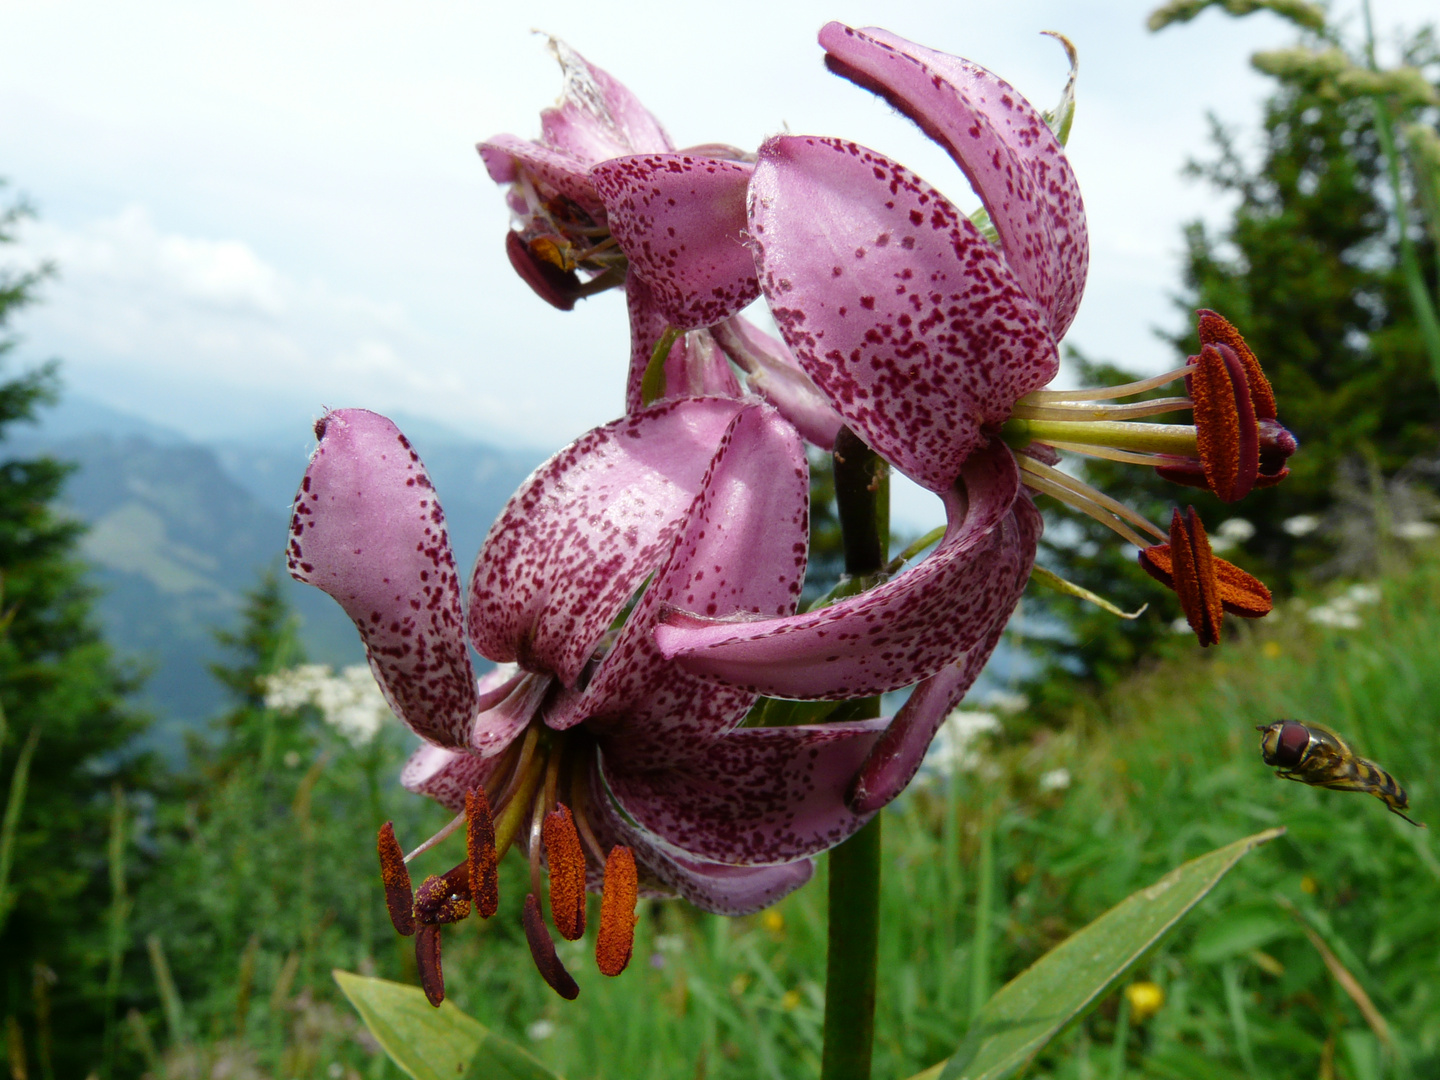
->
[2,0,1434,521]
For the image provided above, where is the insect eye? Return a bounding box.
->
[1274,721,1310,768]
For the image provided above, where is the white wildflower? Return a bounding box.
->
[1345,583,1381,606]
[983,690,1029,715]
[1306,605,1362,629]
[1282,514,1321,537]
[1038,768,1071,793]
[1211,518,1255,553]
[526,1019,556,1042]
[262,663,395,747]
[1393,520,1439,540]
[925,709,1001,775]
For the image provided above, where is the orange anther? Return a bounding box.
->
[377,822,415,937]
[1139,507,1273,646]
[542,805,587,942]
[1197,310,1275,420]
[596,846,639,978]
[1190,345,1258,503]
[467,788,499,919]
[523,893,580,1000]
[1169,506,1222,645]
[415,924,445,1007]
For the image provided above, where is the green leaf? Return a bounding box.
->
[334,970,563,1080]
[916,827,1282,1080]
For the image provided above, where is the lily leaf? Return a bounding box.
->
[907,827,1283,1080]
[333,970,563,1080]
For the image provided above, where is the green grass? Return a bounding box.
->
[121,551,1440,1080]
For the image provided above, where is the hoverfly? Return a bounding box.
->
[1257,720,1422,827]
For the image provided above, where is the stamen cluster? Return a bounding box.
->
[376,781,637,1005]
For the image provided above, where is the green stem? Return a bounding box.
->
[821,428,889,1080]
[823,817,882,1080]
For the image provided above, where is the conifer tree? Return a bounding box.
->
[0,185,153,1077]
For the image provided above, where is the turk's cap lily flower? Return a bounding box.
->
[480,37,671,315]
[481,39,764,413]
[288,403,885,998]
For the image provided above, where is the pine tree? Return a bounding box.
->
[0,185,153,1076]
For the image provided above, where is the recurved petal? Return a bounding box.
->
[604,719,886,865]
[467,397,746,687]
[711,317,845,449]
[749,135,1057,492]
[654,440,1032,698]
[287,410,476,748]
[477,134,606,218]
[819,23,1088,336]
[400,745,507,812]
[591,154,759,330]
[848,615,1011,814]
[537,38,672,162]
[554,406,809,767]
[585,767,816,915]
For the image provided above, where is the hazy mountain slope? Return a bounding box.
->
[4,396,544,744]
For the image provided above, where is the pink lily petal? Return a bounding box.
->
[550,406,809,767]
[537,38,672,162]
[287,410,476,749]
[654,440,1030,697]
[471,671,553,758]
[467,397,745,687]
[623,273,742,411]
[848,503,1040,813]
[711,316,845,449]
[819,23,1088,337]
[749,135,1058,492]
[604,719,886,865]
[590,154,759,330]
[477,134,606,219]
[585,766,815,914]
[401,744,507,813]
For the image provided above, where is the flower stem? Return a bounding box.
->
[823,816,882,1080]
[822,427,888,1080]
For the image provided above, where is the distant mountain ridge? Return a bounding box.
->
[4,395,545,745]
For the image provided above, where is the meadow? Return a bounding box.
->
[94,548,1440,1080]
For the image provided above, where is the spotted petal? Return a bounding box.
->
[553,405,809,769]
[287,410,476,749]
[477,134,606,219]
[654,440,1033,698]
[400,744,509,812]
[467,397,746,686]
[820,22,1088,336]
[586,765,815,915]
[591,154,759,330]
[749,136,1058,491]
[604,719,885,866]
[537,38,672,163]
[711,317,845,449]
